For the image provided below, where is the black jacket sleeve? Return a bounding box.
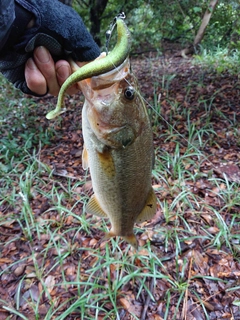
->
[0,0,15,50]
[0,0,100,96]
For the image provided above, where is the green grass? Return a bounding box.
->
[193,46,240,74]
[0,51,240,320]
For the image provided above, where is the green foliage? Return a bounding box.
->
[201,2,238,48]
[0,75,57,167]
[73,0,239,52]
[1,3,240,318]
[193,47,240,74]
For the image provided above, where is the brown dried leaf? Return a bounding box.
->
[44,275,55,294]
[119,297,142,317]
[30,285,40,301]
[207,227,219,234]
[214,164,240,182]
[200,213,213,224]
[0,258,13,264]
[14,264,26,276]
[218,271,240,278]
[0,219,16,228]
[82,180,92,193]
[65,265,76,276]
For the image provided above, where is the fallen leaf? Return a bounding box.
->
[0,258,13,264]
[119,297,142,317]
[214,164,240,182]
[44,275,55,294]
[207,227,219,234]
[14,264,26,276]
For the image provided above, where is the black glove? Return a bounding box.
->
[0,0,100,96]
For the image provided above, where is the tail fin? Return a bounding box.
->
[104,231,138,249]
[123,234,138,249]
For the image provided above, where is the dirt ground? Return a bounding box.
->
[0,51,240,319]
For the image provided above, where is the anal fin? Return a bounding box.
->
[136,188,157,223]
[86,194,108,218]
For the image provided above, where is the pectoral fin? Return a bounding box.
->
[82,145,88,170]
[86,194,108,218]
[136,188,157,223]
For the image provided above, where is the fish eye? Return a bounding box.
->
[124,87,135,100]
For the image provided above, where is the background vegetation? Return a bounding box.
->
[72,0,240,52]
[0,0,240,319]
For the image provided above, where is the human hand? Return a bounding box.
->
[25,46,85,96]
[0,0,100,96]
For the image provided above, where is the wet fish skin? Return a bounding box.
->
[81,60,156,248]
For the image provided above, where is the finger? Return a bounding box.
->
[33,46,60,96]
[25,58,48,95]
[55,60,78,95]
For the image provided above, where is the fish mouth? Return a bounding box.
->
[80,58,130,98]
[93,82,119,106]
[81,56,140,148]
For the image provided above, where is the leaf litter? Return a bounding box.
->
[0,52,240,319]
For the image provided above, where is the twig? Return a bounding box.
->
[190,291,220,312]
[159,241,196,262]
[140,277,155,320]
[182,254,193,320]
[52,169,81,181]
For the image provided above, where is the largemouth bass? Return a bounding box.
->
[46,16,156,248]
[81,58,156,248]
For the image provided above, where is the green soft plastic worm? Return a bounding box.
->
[46,17,132,120]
